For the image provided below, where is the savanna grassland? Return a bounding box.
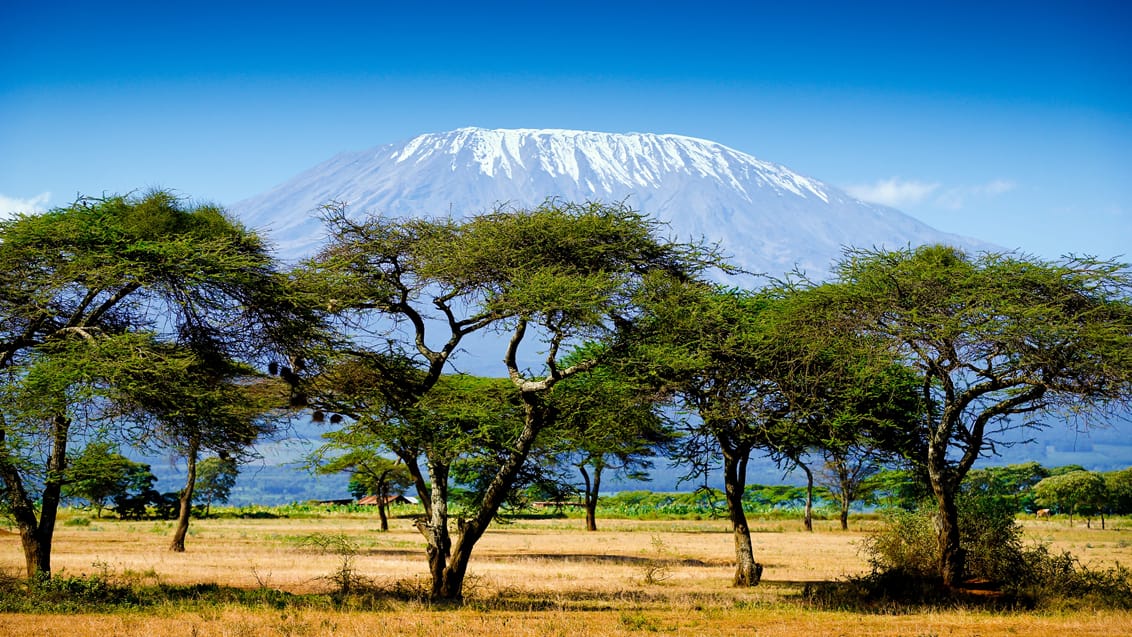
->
[2,507,1131,636]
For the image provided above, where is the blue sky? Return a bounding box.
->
[2,0,1129,260]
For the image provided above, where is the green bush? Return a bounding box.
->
[861,495,1025,583]
[846,494,1132,608]
[1006,544,1132,609]
[859,508,938,578]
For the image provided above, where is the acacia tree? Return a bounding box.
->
[771,358,924,532]
[628,280,789,586]
[0,191,307,578]
[62,440,149,518]
[820,245,1132,586]
[194,455,239,516]
[962,461,1050,514]
[547,345,676,531]
[116,352,283,552]
[1034,470,1109,527]
[1105,468,1132,517]
[309,423,416,532]
[298,200,716,600]
[744,281,926,533]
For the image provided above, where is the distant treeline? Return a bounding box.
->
[586,462,1132,522]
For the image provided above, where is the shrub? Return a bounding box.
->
[841,494,1132,609]
[861,494,1025,584]
[1006,544,1132,609]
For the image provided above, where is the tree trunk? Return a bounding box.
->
[0,415,70,579]
[801,462,814,532]
[424,460,452,588]
[927,423,965,587]
[35,415,69,576]
[376,471,390,532]
[837,465,851,530]
[426,394,549,601]
[170,439,199,553]
[397,449,431,514]
[721,441,761,587]
[580,462,602,532]
[934,487,964,587]
[0,443,45,579]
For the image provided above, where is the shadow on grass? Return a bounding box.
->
[4,564,1130,615]
[801,566,1132,613]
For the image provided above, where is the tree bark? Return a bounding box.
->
[376,473,390,532]
[422,460,452,600]
[934,488,964,587]
[837,462,851,530]
[170,438,199,553]
[801,462,814,532]
[397,449,431,514]
[721,439,761,587]
[0,415,70,579]
[926,414,966,587]
[580,462,603,532]
[427,395,549,601]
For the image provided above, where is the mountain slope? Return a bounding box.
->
[217,128,1018,503]
[233,128,989,278]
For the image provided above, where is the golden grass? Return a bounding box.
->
[1,511,1130,636]
[3,606,1132,637]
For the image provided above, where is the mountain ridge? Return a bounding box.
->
[232,127,992,279]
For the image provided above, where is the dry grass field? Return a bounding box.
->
[1,510,1130,636]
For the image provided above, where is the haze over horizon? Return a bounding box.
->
[2,1,1129,262]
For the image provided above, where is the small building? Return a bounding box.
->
[356,494,417,506]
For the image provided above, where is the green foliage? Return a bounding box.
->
[0,570,300,613]
[1105,467,1132,515]
[818,245,1132,584]
[63,441,154,517]
[862,494,1026,583]
[870,468,929,511]
[1,189,313,577]
[847,493,1132,609]
[545,343,677,526]
[1006,546,1132,609]
[962,462,1050,514]
[1033,470,1109,522]
[593,486,835,519]
[301,200,723,599]
[194,456,239,512]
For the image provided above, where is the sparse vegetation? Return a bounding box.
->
[0,505,1129,636]
[3,192,1131,636]
[813,494,1132,611]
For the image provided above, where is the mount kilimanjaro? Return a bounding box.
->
[209,128,1132,503]
[232,127,988,279]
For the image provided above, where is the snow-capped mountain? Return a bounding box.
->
[233,127,989,279]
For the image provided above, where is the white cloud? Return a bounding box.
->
[936,179,1017,210]
[977,179,1016,197]
[845,178,940,208]
[0,192,52,220]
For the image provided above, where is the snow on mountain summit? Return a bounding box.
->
[387,128,827,200]
[232,127,989,278]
